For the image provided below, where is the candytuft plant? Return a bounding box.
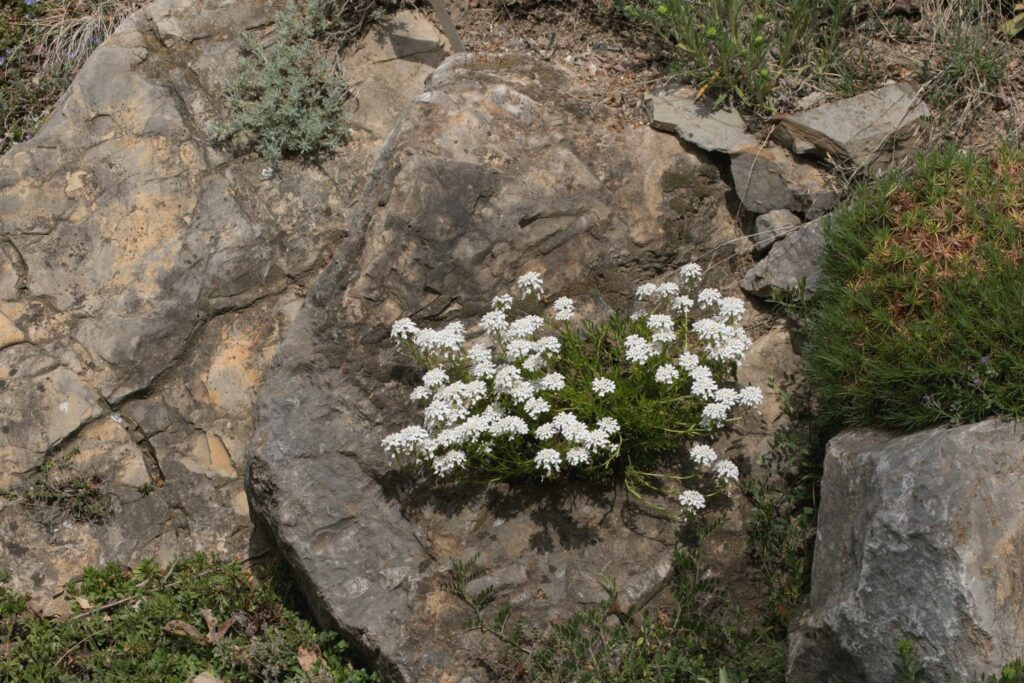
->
[383,265,763,513]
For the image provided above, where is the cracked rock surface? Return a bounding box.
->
[0,0,448,613]
[788,419,1024,683]
[246,53,762,681]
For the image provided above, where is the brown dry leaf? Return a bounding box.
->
[163,619,205,643]
[297,646,320,672]
[75,596,91,610]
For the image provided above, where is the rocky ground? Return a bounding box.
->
[1,1,1023,682]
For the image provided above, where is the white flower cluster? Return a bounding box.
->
[383,265,761,513]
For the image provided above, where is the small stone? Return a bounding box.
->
[646,87,758,154]
[741,218,825,298]
[751,209,801,253]
[731,145,836,215]
[773,82,930,171]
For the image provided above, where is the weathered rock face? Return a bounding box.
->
[788,419,1024,683]
[0,0,448,613]
[247,53,753,681]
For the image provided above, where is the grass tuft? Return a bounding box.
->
[807,144,1024,430]
[0,554,375,682]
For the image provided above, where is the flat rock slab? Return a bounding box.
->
[773,82,930,170]
[788,419,1024,683]
[0,1,447,613]
[740,218,825,298]
[646,87,757,154]
[247,54,748,682]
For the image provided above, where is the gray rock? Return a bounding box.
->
[646,87,757,154]
[751,209,801,252]
[774,82,930,171]
[730,145,837,216]
[0,0,447,614]
[788,419,1024,683]
[741,218,825,298]
[247,54,747,682]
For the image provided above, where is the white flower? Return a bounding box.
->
[678,263,703,282]
[481,310,509,335]
[701,402,730,426]
[647,314,674,332]
[432,450,467,477]
[714,387,739,408]
[490,415,529,437]
[411,386,431,401]
[506,339,537,360]
[690,366,718,400]
[390,318,419,340]
[492,293,514,310]
[718,296,745,321]
[678,489,706,511]
[689,444,718,467]
[382,426,431,458]
[582,428,613,452]
[506,315,545,340]
[696,288,723,309]
[494,365,523,393]
[522,353,546,372]
[509,381,536,404]
[652,329,677,343]
[671,295,694,313]
[539,372,566,391]
[552,412,588,442]
[591,377,616,397]
[655,364,679,384]
[635,282,658,300]
[535,448,562,475]
[534,422,558,440]
[413,321,466,355]
[552,297,575,321]
[656,282,680,299]
[470,352,497,379]
[524,397,551,419]
[565,447,590,466]
[516,272,545,297]
[597,417,620,434]
[677,352,700,372]
[536,336,561,355]
[738,386,763,407]
[714,459,739,482]
[422,368,448,388]
[624,335,655,365]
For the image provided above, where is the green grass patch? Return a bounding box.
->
[807,144,1024,430]
[623,0,853,111]
[0,554,375,682]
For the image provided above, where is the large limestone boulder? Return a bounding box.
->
[788,418,1024,682]
[247,53,752,681]
[0,0,448,612]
